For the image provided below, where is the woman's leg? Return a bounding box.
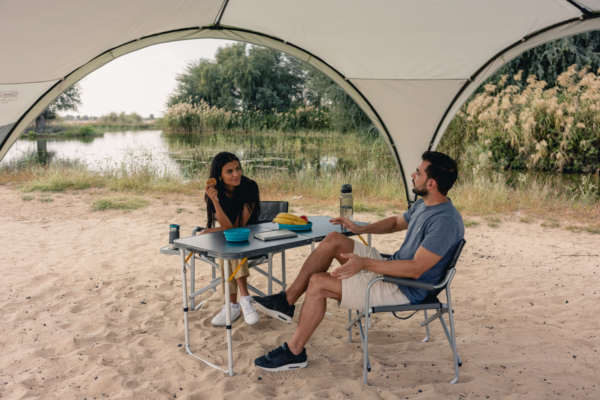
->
[234,259,251,297]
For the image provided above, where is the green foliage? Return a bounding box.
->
[41,84,82,120]
[91,197,150,212]
[167,43,377,135]
[484,32,600,91]
[162,100,329,133]
[440,65,600,173]
[168,43,306,112]
[78,125,95,136]
[97,112,143,125]
[22,195,34,201]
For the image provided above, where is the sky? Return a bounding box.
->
[61,39,234,119]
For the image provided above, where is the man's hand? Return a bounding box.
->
[329,217,362,233]
[330,253,367,280]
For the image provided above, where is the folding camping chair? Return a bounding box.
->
[187,201,290,309]
[346,239,466,385]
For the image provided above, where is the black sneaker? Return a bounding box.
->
[254,343,307,372]
[252,291,295,324]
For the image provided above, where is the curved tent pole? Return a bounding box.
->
[0,26,411,206]
[428,10,600,153]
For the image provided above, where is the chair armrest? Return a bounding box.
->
[192,226,204,236]
[382,276,434,291]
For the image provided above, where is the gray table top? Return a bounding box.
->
[173,216,368,259]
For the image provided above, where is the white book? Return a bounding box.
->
[254,230,298,241]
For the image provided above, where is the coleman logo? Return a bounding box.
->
[0,91,18,99]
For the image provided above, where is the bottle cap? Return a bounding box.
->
[341,184,352,194]
[170,224,180,231]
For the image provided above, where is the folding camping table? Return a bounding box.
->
[167,216,370,376]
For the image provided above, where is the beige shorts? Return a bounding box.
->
[339,241,410,310]
[217,258,250,295]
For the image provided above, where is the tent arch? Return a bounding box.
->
[0,26,410,201]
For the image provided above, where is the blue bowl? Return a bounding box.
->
[277,221,313,231]
[224,228,250,242]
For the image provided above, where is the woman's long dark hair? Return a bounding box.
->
[205,152,261,228]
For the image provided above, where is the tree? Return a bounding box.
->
[167,43,306,112]
[482,31,600,89]
[36,83,82,131]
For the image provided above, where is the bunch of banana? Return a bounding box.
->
[273,213,308,225]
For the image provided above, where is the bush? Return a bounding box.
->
[441,65,600,173]
[78,125,95,136]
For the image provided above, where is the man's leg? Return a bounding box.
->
[252,231,354,324]
[286,232,354,305]
[287,272,341,355]
[254,272,342,371]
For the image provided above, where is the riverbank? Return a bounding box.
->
[0,185,598,399]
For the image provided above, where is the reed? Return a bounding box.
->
[440,65,600,173]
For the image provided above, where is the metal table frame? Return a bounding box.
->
[167,216,370,377]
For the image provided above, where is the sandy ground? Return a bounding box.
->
[0,186,599,400]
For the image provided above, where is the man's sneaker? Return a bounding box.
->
[211,303,240,326]
[254,343,307,372]
[240,296,260,326]
[252,291,295,324]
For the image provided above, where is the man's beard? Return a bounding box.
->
[412,180,429,197]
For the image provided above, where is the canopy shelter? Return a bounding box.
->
[2,0,600,204]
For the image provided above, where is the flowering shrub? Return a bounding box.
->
[443,65,600,173]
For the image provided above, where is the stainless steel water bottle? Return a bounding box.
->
[169,224,180,249]
[340,184,353,221]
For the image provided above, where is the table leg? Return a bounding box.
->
[268,253,273,296]
[224,259,234,377]
[367,234,372,247]
[311,240,315,253]
[190,253,195,310]
[180,249,191,355]
[281,250,286,291]
[212,261,216,293]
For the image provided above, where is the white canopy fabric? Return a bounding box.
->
[1,0,599,203]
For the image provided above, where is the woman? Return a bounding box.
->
[201,151,261,326]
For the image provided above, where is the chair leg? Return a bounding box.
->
[422,310,430,342]
[348,310,352,343]
[445,287,460,384]
[356,311,371,372]
[439,315,462,367]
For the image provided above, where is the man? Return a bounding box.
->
[252,151,464,372]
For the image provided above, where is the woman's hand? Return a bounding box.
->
[330,253,367,280]
[199,227,224,235]
[206,185,219,204]
[329,217,362,233]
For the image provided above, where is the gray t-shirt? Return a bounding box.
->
[391,198,464,304]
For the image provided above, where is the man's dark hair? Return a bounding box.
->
[421,151,458,196]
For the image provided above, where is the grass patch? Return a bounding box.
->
[464,220,479,227]
[519,216,533,223]
[22,195,34,201]
[39,197,53,202]
[584,226,600,234]
[485,216,501,228]
[541,219,560,228]
[176,208,184,214]
[91,196,150,212]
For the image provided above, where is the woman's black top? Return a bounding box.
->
[217,177,260,227]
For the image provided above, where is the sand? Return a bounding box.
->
[0,186,599,399]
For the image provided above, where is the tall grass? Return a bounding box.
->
[162,100,330,134]
[440,65,600,173]
[2,141,598,220]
